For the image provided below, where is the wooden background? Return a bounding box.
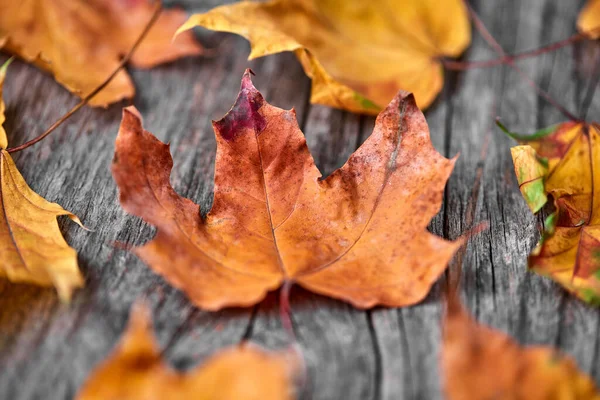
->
[1,0,600,398]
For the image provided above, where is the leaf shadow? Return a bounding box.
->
[0,281,60,366]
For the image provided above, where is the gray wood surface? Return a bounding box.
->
[1,0,599,399]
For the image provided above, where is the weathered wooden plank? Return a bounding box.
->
[448,0,600,386]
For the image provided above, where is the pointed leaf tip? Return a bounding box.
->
[0,57,13,77]
[376,90,420,123]
[118,107,145,141]
[126,301,153,337]
[241,68,257,90]
[394,90,418,111]
[497,119,563,143]
[123,106,142,120]
[213,71,266,142]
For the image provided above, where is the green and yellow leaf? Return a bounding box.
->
[506,121,600,305]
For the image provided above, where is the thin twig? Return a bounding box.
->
[464,2,580,122]
[277,281,310,396]
[279,280,297,343]
[7,3,162,154]
[579,44,600,120]
[443,32,588,71]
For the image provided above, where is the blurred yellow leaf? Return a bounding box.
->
[178,0,470,114]
[506,122,600,305]
[443,301,600,399]
[77,304,299,400]
[0,0,203,106]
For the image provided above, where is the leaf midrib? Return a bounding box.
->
[139,152,276,282]
[0,151,29,271]
[258,100,408,280]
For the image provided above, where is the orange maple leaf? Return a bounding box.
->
[77,303,298,400]
[0,0,203,106]
[505,122,600,305]
[111,70,460,310]
[442,300,600,399]
[0,59,83,300]
[177,0,470,114]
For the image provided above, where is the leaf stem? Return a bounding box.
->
[579,44,600,120]
[279,280,297,344]
[278,281,310,395]
[442,31,589,71]
[463,2,580,122]
[6,3,162,154]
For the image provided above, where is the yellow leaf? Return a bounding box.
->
[0,151,84,300]
[443,302,600,399]
[0,0,203,107]
[295,49,381,114]
[507,122,600,305]
[177,0,470,114]
[510,145,548,213]
[0,60,83,300]
[77,304,299,400]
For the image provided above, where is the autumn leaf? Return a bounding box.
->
[111,70,460,311]
[0,60,83,300]
[504,121,600,305]
[0,58,7,149]
[77,303,298,400]
[0,0,203,107]
[578,0,600,38]
[442,301,600,399]
[177,0,470,114]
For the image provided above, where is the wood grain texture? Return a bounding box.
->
[1,0,599,399]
